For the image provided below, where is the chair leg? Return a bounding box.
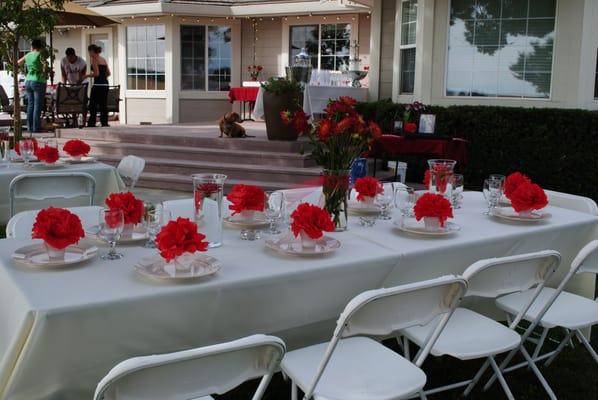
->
[488,356,515,400]
[418,390,428,400]
[403,336,411,361]
[575,329,598,363]
[463,359,490,396]
[520,345,557,400]
[544,329,575,367]
[532,327,550,361]
[291,382,298,400]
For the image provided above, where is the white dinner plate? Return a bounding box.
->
[86,225,149,243]
[224,215,269,229]
[265,234,340,256]
[394,220,461,236]
[135,253,221,282]
[490,207,551,222]
[12,242,98,268]
[63,156,97,164]
[25,161,65,169]
[348,200,380,215]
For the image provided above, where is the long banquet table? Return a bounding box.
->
[0,192,596,399]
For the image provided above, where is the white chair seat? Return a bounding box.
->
[402,308,521,361]
[497,287,598,330]
[281,337,426,400]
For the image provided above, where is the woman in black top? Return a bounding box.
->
[85,44,111,127]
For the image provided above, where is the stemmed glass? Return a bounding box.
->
[19,139,35,166]
[451,174,465,209]
[144,205,172,249]
[99,208,124,260]
[483,178,503,215]
[395,186,417,217]
[376,182,395,220]
[265,191,284,235]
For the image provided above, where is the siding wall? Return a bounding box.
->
[379,0,396,99]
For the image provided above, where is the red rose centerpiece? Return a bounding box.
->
[34,145,60,164]
[291,203,335,248]
[63,139,91,159]
[503,172,548,215]
[227,184,265,220]
[156,217,209,271]
[354,177,383,204]
[105,192,145,238]
[504,172,532,198]
[414,193,454,231]
[32,207,85,260]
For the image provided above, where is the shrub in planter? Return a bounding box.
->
[261,78,302,141]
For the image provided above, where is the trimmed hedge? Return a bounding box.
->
[357,100,598,201]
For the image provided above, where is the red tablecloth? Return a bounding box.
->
[228,87,259,103]
[370,135,469,167]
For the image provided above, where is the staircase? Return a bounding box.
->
[57,123,322,192]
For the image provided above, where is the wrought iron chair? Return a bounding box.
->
[55,83,88,128]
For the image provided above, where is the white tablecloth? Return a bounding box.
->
[0,192,596,399]
[0,162,125,224]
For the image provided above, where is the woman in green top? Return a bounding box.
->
[18,38,47,133]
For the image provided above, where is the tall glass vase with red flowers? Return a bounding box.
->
[427,159,457,200]
[193,173,227,248]
[281,96,382,231]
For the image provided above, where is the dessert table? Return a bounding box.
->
[228,87,259,121]
[0,192,596,399]
[0,162,125,224]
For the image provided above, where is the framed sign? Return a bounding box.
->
[419,114,436,134]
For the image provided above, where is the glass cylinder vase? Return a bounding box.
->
[193,173,227,248]
[321,169,350,232]
[427,159,457,200]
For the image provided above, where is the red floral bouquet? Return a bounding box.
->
[15,138,38,156]
[354,177,383,202]
[504,172,532,199]
[509,182,548,213]
[34,145,60,164]
[156,217,209,262]
[428,163,453,192]
[105,192,144,225]
[414,193,454,227]
[248,64,264,81]
[194,182,221,210]
[404,122,418,134]
[291,203,335,240]
[63,139,91,157]
[280,109,310,135]
[227,184,265,216]
[32,207,85,249]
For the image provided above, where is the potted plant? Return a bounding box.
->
[261,78,302,141]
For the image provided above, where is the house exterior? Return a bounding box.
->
[49,0,598,125]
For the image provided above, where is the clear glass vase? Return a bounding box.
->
[427,159,457,200]
[193,173,227,248]
[321,169,350,231]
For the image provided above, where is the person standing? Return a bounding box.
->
[60,48,87,85]
[85,44,110,127]
[18,38,47,133]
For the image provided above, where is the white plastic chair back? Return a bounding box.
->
[546,190,598,215]
[117,155,145,190]
[162,198,194,220]
[569,240,598,275]
[9,172,96,217]
[6,206,103,239]
[94,334,285,400]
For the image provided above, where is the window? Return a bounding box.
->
[399,0,418,94]
[446,0,556,98]
[1,38,31,71]
[594,50,598,99]
[289,23,351,71]
[126,25,166,90]
[181,25,232,91]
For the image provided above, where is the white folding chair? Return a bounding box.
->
[398,250,561,400]
[281,275,468,400]
[117,155,145,190]
[9,172,96,217]
[6,205,103,239]
[546,189,598,215]
[494,240,598,375]
[94,334,285,400]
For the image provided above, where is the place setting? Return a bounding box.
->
[60,139,97,164]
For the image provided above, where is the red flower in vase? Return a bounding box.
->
[368,121,383,138]
[404,122,418,134]
[429,164,453,193]
[156,217,209,262]
[316,119,333,141]
[509,182,548,213]
[34,145,60,164]
[280,110,293,125]
[32,207,85,250]
[227,184,265,216]
[414,193,453,227]
[63,139,90,157]
[322,174,350,192]
[355,177,383,201]
[195,183,221,210]
[292,110,310,135]
[504,172,532,199]
[291,203,335,239]
[105,192,144,225]
[423,170,431,188]
[15,138,38,155]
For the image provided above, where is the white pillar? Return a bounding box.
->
[413,0,435,104]
[368,0,383,100]
[165,16,178,123]
[117,23,128,124]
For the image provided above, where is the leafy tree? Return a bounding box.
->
[0,0,64,139]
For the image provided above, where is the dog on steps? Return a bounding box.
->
[219,112,253,138]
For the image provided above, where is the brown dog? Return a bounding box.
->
[219,112,249,138]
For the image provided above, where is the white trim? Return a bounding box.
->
[125,90,167,99]
[368,0,381,100]
[179,91,230,100]
[391,0,402,100]
[117,23,128,123]
[165,17,175,123]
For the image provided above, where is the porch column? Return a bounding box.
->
[117,23,128,124]
[413,0,435,103]
[165,16,178,123]
[368,0,383,100]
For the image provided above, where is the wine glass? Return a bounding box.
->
[19,139,35,166]
[375,182,395,220]
[265,191,284,235]
[483,178,502,215]
[99,208,124,260]
[451,174,465,209]
[395,186,417,217]
[144,205,172,249]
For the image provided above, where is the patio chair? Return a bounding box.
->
[93,334,285,400]
[55,83,88,128]
[6,205,103,239]
[398,250,561,399]
[545,190,598,215]
[0,84,13,115]
[117,155,145,190]
[106,85,121,117]
[281,275,468,400]
[9,172,96,217]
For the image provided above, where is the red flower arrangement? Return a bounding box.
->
[291,203,335,240]
[428,163,453,193]
[414,193,454,227]
[504,172,532,199]
[32,207,85,249]
[227,184,265,216]
[404,122,418,134]
[155,217,209,262]
[423,170,431,187]
[63,139,91,157]
[15,138,38,156]
[105,192,144,225]
[510,182,548,212]
[354,177,383,201]
[280,109,310,135]
[248,64,264,81]
[34,145,60,164]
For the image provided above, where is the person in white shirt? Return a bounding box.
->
[60,48,87,85]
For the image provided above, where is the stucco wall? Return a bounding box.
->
[379,0,396,99]
[241,17,283,81]
[179,99,232,123]
[125,98,167,124]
